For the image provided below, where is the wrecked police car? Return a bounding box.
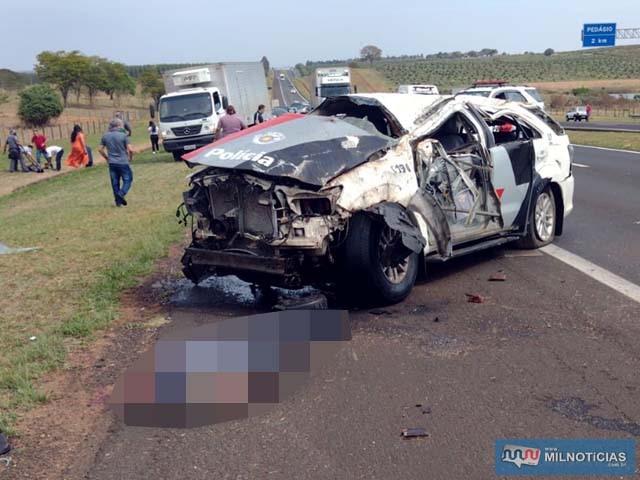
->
[178,94,574,304]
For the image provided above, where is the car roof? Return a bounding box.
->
[349,93,444,130]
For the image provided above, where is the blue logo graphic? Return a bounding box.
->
[495,439,635,476]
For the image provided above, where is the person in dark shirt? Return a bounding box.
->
[3,130,29,172]
[253,104,266,125]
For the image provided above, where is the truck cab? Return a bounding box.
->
[159,87,226,161]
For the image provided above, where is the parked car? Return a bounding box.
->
[398,84,439,95]
[566,106,589,122]
[179,94,574,305]
[457,82,545,110]
[288,101,311,114]
[271,106,290,118]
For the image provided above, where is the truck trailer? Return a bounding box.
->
[159,62,269,161]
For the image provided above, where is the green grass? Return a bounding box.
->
[0,151,187,434]
[569,130,640,151]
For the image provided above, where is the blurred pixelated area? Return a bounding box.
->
[109,310,350,428]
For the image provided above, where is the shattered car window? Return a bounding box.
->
[312,96,403,138]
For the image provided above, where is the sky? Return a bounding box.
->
[2,0,640,71]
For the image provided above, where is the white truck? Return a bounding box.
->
[311,67,355,108]
[159,62,269,161]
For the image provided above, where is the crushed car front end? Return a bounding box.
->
[180,168,346,288]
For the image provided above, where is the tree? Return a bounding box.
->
[101,61,136,102]
[139,68,165,109]
[544,48,555,57]
[360,45,382,64]
[35,50,89,107]
[17,84,63,127]
[260,56,270,76]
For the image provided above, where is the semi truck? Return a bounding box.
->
[311,67,355,108]
[159,62,269,161]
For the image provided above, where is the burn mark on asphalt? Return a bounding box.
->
[548,396,640,436]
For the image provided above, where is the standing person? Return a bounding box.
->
[99,119,134,207]
[65,125,89,168]
[3,129,29,172]
[31,129,49,168]
[215,105,246,140]
[45,145,64,171]
[148,121,160,153]
[585,103,592,122]
[253,104,266,126]
[114,112,132,136]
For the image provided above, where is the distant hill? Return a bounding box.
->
[0,69,32,90]
[374,45,640,92]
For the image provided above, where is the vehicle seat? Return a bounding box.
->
[435,119,465,152]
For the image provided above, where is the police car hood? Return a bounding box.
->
[183,113,396,188]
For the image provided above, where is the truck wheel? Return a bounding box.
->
[173,151,184,162]
[341,213,418,305]
[517,187,556,249]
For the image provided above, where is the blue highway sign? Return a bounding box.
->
[583,23,616,47]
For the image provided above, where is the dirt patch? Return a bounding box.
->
[4,244,186,480]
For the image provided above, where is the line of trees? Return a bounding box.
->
[35,50,136,107]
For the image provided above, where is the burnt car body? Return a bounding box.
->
[179,94,574,304]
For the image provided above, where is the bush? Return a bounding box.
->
[572,87,591,96]
[17,84,63,127]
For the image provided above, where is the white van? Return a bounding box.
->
[397,84,439,95]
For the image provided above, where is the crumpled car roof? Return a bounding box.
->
[184,113,395,188]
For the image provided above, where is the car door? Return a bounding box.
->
[484,115,535,230]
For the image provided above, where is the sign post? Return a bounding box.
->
[582,23,617,47]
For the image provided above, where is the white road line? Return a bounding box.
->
[572,163,590,168]
[541,244,640,304]
[572,144,640,155]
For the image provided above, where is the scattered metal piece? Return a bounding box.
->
[0,456,11,468]
[0,242,39,256]
[401,427,428,438]
[368,309,394,316]
[488,271,507,282]
[466,293,485,304]
[421,407,432,415]
[274,293,328,310]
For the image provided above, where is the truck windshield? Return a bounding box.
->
[159,93,213,122]
[319,85,352,97]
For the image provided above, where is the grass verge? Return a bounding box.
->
[568,130,640,151]
[0,151,187,434]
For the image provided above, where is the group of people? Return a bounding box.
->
[2,129,65,173]
[212,104,266,140]
[3,111,135,208]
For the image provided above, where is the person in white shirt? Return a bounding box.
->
[148,121,159,153]
[45,145,64,171]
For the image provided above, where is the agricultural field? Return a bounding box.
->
[375,45,640,92]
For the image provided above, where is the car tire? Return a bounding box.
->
[340,213,418,305]
[517,186,556,249]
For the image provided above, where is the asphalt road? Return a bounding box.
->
[561,121,640,132]
[87,147,640,479]
[272,69,308,108]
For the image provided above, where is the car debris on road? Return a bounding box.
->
[401,427,429,438]
[466,293,485,304]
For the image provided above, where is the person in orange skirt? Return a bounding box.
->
[65,125,89,168]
